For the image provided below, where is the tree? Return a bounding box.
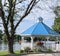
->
[52,6,60,33]
[54,6,60,17]
[2,33,8,43]
[52,16,60,33]
[0,0,40,53]
[0,30,2,40]
[14,34,21,42]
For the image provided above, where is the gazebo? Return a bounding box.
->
[20,17,60,51]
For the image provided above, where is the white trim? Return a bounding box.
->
[20,34,60,37]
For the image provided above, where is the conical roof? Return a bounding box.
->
[21,17,59,36]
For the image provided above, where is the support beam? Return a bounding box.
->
[21,36,25,50]
[31,36,34,50]
[22,37,24,43]
[56,37,58,42]
[47,37,49,41]
[55,37,59,51]
[45,37,49,48]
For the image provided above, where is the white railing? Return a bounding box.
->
[21,41,60,51]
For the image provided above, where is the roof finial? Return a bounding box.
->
[38,17,43,22]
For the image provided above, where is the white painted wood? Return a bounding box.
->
[55,37,59,51]
[47,37,49,41]
[31,37,34,50]
[22,37,24,43]
[21,37,25,50]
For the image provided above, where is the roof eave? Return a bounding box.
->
[20,34,60,37]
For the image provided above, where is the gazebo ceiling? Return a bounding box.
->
[20,17,59,37]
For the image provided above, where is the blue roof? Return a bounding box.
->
[21,17,59,36]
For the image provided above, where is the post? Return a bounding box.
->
[47,37,49,41]
[21,36,25,50]
[56,37,58,42]
[31,36,34,50]
[55,37,59,51]
[22,37,24,43]
[46,37,49,49]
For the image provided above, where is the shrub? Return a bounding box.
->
[48,49,53,52]
[24,47,31,52]
[33,47,42,52]
[20,50,24,53]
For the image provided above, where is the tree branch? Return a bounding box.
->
[14,0,39,30]
[16,0,26,5]
[9,0,16,36]
[26,0,36,14]
[7,0,13,25]
[0,0,10,37]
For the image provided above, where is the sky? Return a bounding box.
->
[16,0,60,34]
[0,0,60,34]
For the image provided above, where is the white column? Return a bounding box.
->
[47,37,49,41]
[56,37,58,42]
[22,37,24,43]
[46,37,49,49]
[31,37,34,50]
[21,36,25,50]
[55,37,59,51]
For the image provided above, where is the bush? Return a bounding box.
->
[48,49,53,52]
[33,47,42,52]
[20,50,24,53]
[24,47,31,52]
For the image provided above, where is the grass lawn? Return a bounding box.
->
[0,50,20,56]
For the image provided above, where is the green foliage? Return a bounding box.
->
[49,36,56,41]
[33,47,42,52]
[14,35,21,42]
[54,6,60,16]
[24,36,46,42]
[47,49,53,52]
[1,34,21,43]
[2,34,8,43]
[34,36,46,42]
[53,6,60,34]
[52,16,60,33]
[20,50,24,53]
[0,30,3,39]
[24,37,31,42]
[24,47,31,52]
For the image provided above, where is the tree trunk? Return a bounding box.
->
[8,37,14,54]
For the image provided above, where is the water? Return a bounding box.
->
[0,42,21,51]
[0,41,60,51]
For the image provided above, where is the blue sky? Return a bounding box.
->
[16,0,60,34]
[0,0,60,34]
[16,10,55,34]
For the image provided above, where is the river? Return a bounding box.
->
[0,42,21,51]
[0,41,60,51]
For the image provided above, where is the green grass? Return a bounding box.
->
[0,50,20,56]
[14,50,20,54]
[0,51,8,56]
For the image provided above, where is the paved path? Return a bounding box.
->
[22,53,60,56]
[9,53,60,56]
